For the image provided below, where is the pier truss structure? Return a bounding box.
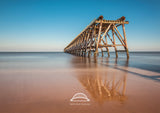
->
[64,16,129,58]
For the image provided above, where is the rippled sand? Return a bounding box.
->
[0,53,160,113]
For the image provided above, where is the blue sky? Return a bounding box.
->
[0,0,160,51]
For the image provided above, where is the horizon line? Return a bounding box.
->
[0,51,160,52]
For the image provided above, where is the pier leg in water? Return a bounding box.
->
[101,48,104,57]
[122,24,129,58]
[112,28,118,58]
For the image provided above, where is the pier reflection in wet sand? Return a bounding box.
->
[75,57,128,104]
[0,52,160,113]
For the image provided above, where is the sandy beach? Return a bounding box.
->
[1,0,160,112]
[0,52,160,113]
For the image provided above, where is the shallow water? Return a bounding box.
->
[0,52,160,113]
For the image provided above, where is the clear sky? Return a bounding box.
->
[0,0,160,51]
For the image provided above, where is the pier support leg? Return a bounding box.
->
[94,17,103,57]
[94,52,97,57]
[106,47,110,57]
[112,28,118,58]
[101,48,104,57]
[88,48,91,57]
[122,24,129,58]
[105,35,110,57]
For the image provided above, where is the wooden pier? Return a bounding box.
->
[64,15,129,58]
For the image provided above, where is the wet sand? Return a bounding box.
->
[0,52,160,113]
